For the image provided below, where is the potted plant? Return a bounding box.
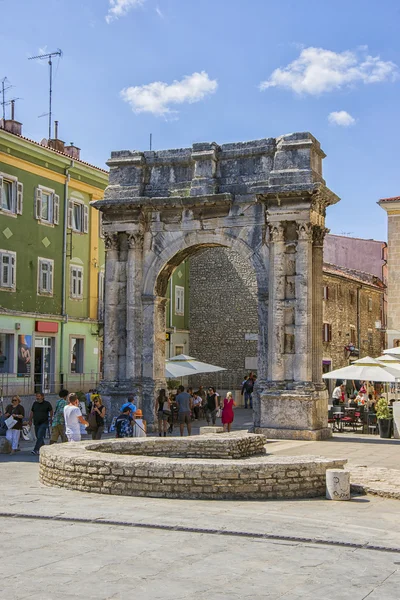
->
[375,396,393,438]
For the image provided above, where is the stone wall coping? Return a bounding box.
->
[40,442,346,470]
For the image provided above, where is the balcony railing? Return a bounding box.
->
[0,371,102,397]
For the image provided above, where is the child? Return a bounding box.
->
[133,408,147,438]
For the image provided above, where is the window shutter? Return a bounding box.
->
[0,252,5,286]
[53,194,60,224]
[16,182,23,215]
[0,175,3,211]
[328,324,332,342]
[83,205,89,233]
[67,200,74,229]
[70,267,74,297]
[99,212,104,238]
[49,262,53,293]
[78,269,83,297]
[35,188,42,220]
[10,254,15,287]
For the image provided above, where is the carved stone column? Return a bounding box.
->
[142,295,168,428]
[268,222,286,381]
[103,233,120,382]
[126,232,144,384]
[294,223,313,382]
[312,225,328,382]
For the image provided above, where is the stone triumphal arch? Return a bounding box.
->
[93,132,339,440]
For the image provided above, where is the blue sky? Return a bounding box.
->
[2,0,400,241]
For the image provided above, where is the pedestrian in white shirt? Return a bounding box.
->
[63,393,89,442]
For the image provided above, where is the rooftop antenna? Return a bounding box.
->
[1,77,13,121]
[28,49,62,140]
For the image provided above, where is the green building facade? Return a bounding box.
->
[0,119,107,397]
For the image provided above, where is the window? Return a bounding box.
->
[70,337,84,373]
[70,265,83,299]
[0,250,16,289]
[350,326,356,344]
[35,187,59,225]
[38,258,54,295]
[175,345,184,356]
[99,212,104,239]
[368,297,373,312]
[68,200,89,233]
[175,286,184,315]
[322,323,332,343]
[349,291,355,306]
[98,271,105,320]
[323,285,329,300]
[0,173,23,215]
[368,329,373,346]
[0,332,14,373]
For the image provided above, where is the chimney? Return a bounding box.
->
[48,121,65,153]
[64,142,81,160]
[0,100,23,136]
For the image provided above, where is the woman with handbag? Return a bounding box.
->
[156,389,170,437]
[88,395,106,440]
[4,396,24,454]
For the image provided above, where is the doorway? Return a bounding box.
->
[34,336,55,393]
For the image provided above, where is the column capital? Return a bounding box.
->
[127,232,144,250]
[296,222,313,242]
[312,225,329,247]
[104,232,119,251]
[269,222,285,243]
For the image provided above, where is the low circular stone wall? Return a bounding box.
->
[86,431,266,459]
[39,435,347,500]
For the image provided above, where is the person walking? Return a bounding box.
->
[89,395,106,440]
[4,396,24,454]
[29,392,53,455]
[175,385,192,436]
[242,374,254,409]
[115,406,134,438]
[121,395,137,417]
[221,392,236,433]
[63,393,89,442]
[50,389,69,445]
[205,387,219,425]
[156,389,170,437]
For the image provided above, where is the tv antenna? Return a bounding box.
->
[1,77,13,120]
[28,49,62,140]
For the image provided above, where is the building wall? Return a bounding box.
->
[386,212,400,346]
[188,247,258,389]
[324,234,386,280]
[0,128,107,398]
[322,273,383,372]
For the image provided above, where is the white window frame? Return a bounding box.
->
[38,257,54,296]
[68,198,89,233]
[323,323,332,343]
[35,185,59,225]
[0,250,16,290]
[70,265,84,299]
[0,172,23,216]
[175,285,185,316]
[70,336,85,374]
[323,285,329,301]
[368,297,373,312]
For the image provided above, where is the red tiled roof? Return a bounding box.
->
[323,262,385,289]
[0,127,108,175]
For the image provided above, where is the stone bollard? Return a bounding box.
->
[199,426,224,435]
[0,436,11,454]
[326,469,351,501]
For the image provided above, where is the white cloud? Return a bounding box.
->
[120,71,218,117]
[106,0,145,24]
[260,47,398,95]
[328,111,356,127]
[155,6,164,18]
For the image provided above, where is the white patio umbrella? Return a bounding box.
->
[165,354,226,379]
[383,347,400,356]
[322,356,400,383]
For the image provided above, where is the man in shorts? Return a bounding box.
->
[50,389,69,444]
[175,385,193,437]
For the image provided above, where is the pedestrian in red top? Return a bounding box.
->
[221,391,236,433]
